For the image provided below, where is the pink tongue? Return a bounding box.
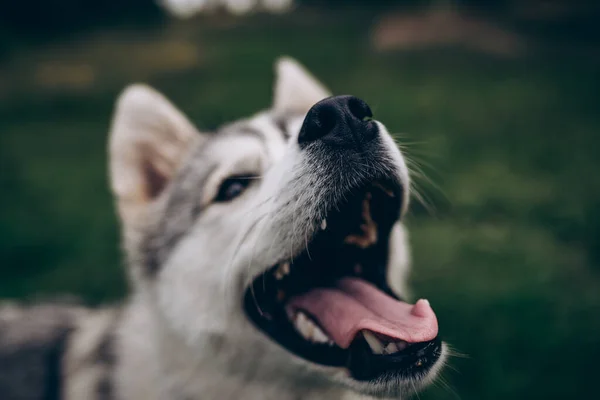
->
[287,277,438,349]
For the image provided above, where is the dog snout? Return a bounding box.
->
[298,95,379,149]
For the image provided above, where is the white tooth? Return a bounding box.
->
[321,219,327,230]
[296,312,313,340]
[275,262,290,280]
[363,331,384,355]
[294,313,306,337]
[294,312,334,344]
[303,318,315,338]
[281,262,290,276]
[385,342,399,354]
[396,341,408,351]
[296,313,306,333]
[311,326,330,344]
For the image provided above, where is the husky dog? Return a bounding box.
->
[0,58,445,400]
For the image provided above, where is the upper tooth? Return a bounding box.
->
[274,262,290,280]
[363,331,384,355]
[321,219,327,230]
[280,262,290,276]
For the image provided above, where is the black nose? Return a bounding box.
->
[298,95,378,148]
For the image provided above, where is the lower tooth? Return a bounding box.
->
[295,312,313,340]
[363,331,384,354]
[385,343,399,354]
[396,341,408,351]
[311,326,330,344]
[294,312,332,344]
[321,219,327,230]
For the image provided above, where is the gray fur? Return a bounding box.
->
[140,110,299,277]
[0,303,81,399]
[1,58,445,400]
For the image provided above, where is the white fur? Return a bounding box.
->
[108,57,445,400]
[64,308,119,400]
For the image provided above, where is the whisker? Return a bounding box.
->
[411,380,423,400]
[445,345,471,359]
[250,272,266,318]
[221,207,271,302]
[436,373,462,400]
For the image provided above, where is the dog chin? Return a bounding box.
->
[333,343,447,399]
[242,178,443,395]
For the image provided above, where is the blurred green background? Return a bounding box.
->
[1,1,600,399]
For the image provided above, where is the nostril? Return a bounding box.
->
[347,96,373,123]
[315,104,338,135]
[299,102,338,144]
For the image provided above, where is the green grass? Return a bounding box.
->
[1,9,599,400]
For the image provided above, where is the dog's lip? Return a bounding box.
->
[243,178,442,381]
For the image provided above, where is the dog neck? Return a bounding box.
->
[115,293,367,400]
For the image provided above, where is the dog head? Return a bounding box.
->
[109,57,445,398]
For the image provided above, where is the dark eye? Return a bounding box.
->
[215,176,253,202]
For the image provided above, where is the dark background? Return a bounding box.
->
[1,1,599,399]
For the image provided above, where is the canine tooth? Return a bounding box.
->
[385,342,399,354]
[321,219,327,230]
[363,331,384,355]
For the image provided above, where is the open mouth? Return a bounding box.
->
[243,179,441,382]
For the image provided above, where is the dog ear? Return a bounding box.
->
[273,57,331,114]
[109,84,203,229]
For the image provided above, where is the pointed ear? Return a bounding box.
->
[109,84,203,227]
[273,57,331,114]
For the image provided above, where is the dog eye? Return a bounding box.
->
[215,176,254,202]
